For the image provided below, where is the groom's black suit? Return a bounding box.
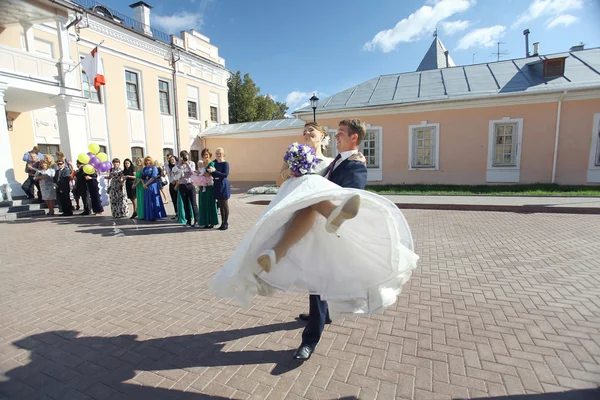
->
[300,153,367,351]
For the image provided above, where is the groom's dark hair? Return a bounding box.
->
[339,119,366,145]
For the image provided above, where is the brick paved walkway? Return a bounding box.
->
[1,198,599,399]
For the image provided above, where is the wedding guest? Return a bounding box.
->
[74,161,91,215]
[132,157,145,220]
[197,149,218,229]
[122,158,137,217]
[54,159,73,216]
[177,150,199,227]
[106,158,128,218]
[55,151,74,170]
[84,167,104,216]
[210,147,230,230]
[154,160,169,203]
[166,156,181,219]
[22,146,43,162]
[34,160,56,216]
[141,156,166,221]
[22,153,40,199]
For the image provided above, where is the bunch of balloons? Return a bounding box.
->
[77,142,111,175]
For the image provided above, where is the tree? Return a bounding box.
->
[227,71,288,123]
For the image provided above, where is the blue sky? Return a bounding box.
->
[100,0,599,112]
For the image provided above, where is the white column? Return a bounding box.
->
[20,22,36,53]
[55,17,77,88]
[0,83,22,199]
[54,95,88,163]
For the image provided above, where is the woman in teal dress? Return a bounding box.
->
[197,148,219,229]
[133,157,145,220]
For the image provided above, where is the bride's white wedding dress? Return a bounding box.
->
[209,156,419,317]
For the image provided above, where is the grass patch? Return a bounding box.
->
[365,184,600,197]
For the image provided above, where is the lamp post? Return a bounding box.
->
[309,94,319,122]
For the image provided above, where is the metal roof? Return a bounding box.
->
[294,47,600,114]
[417,37,456,71]
[202,118,305,137]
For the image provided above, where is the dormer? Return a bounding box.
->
[543,57,567,78]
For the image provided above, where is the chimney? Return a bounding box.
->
[523,29,530,57]
[444,50,449,68]
[129,1,152,36]
[533,42,539,56]
[570,44,584,52]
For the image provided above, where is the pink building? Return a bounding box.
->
[203,39,600,186]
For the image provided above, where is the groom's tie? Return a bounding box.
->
[327,153,342,180]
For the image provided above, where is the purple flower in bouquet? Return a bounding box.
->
[283,142,319,175]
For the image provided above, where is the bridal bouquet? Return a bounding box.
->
[284,142,318,175]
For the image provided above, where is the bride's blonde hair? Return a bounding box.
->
[304,122,329,151]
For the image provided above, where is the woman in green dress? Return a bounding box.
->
[132,157,145,220]
[197,148,219,229]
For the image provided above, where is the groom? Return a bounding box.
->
[293,118,368,360]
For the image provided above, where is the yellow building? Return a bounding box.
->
[0,0,230,197]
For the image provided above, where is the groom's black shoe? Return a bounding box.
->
[293,344,314,360]
[299,313,332,324]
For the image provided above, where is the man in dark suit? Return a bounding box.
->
[54,159,73,216]
[293,118,368,361]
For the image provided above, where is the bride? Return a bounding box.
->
[209,122,419,317]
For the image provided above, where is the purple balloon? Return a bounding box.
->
[103,161,112,171]
[87,152,94,157]
[89,156,101,168]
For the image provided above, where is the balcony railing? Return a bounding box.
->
[71,0,171,44]
[0,45,60,85]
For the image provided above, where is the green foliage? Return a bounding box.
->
[365,184,600,197]
[227,71,288,123]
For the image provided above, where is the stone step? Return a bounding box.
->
[0,198,44,207]
[0,209,47,221]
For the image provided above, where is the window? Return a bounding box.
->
[360,129,380,168]
[131,146,144,161]
[99,145,107,154]
[38,144,59,156]
[543,58,566,78]
[82,71,101,102]
[158,80,170,114]
[492,123,518,166]
[163,148,174,164]
[188,101,198,119]
[587,114,600,183]
[324,130,337,158]
[595,121,600,167]
[125,71,140,110]
[191,150,200,165]
[210,106,218,123]
[409,123,440,170]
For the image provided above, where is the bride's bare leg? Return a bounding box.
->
[310,201,336,218]
[258,207,318,272]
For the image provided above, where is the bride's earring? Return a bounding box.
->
[326,194,361,235]
[257,250,276,273]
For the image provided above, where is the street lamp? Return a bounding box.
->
[309,94,319,122]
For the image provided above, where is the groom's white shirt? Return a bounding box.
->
[331,149,358,172]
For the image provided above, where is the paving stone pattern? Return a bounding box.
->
[0,198,599,399]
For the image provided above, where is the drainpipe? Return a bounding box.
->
[551,90,567,184]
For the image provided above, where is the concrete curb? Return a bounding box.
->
[244,200,600,214]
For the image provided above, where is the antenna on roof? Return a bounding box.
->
[490,41,509,62]
[433,28,438,38]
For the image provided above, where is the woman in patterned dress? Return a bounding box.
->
[34,160,56,216]
[106,158,128,218]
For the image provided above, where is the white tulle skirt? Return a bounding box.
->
[209,174,419,317]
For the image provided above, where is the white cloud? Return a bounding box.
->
[513,0,583,28]
[363,0,475,53]
[441,20,471,35]
[285,90,325,112]
[545,14,578,29]
[456,25,506,50]
[152,11,203,33]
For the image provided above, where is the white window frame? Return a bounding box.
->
[158,79,171,115]
[408,122,440,171]
[587,113,600,183]
[124,69,142,110]
[486,117,523,183]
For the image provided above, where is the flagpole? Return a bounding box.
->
[69,40,105,72]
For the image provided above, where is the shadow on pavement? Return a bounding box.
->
[0,321,305,399]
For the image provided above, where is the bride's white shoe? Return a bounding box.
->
[257,249,276,273]
[326,194,361,235]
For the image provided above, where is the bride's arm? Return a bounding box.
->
[276,161,291,186]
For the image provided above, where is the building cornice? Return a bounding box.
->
[202,129,300,140]
[293,87,600,119]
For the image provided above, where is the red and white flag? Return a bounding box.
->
[81,47,105,91]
